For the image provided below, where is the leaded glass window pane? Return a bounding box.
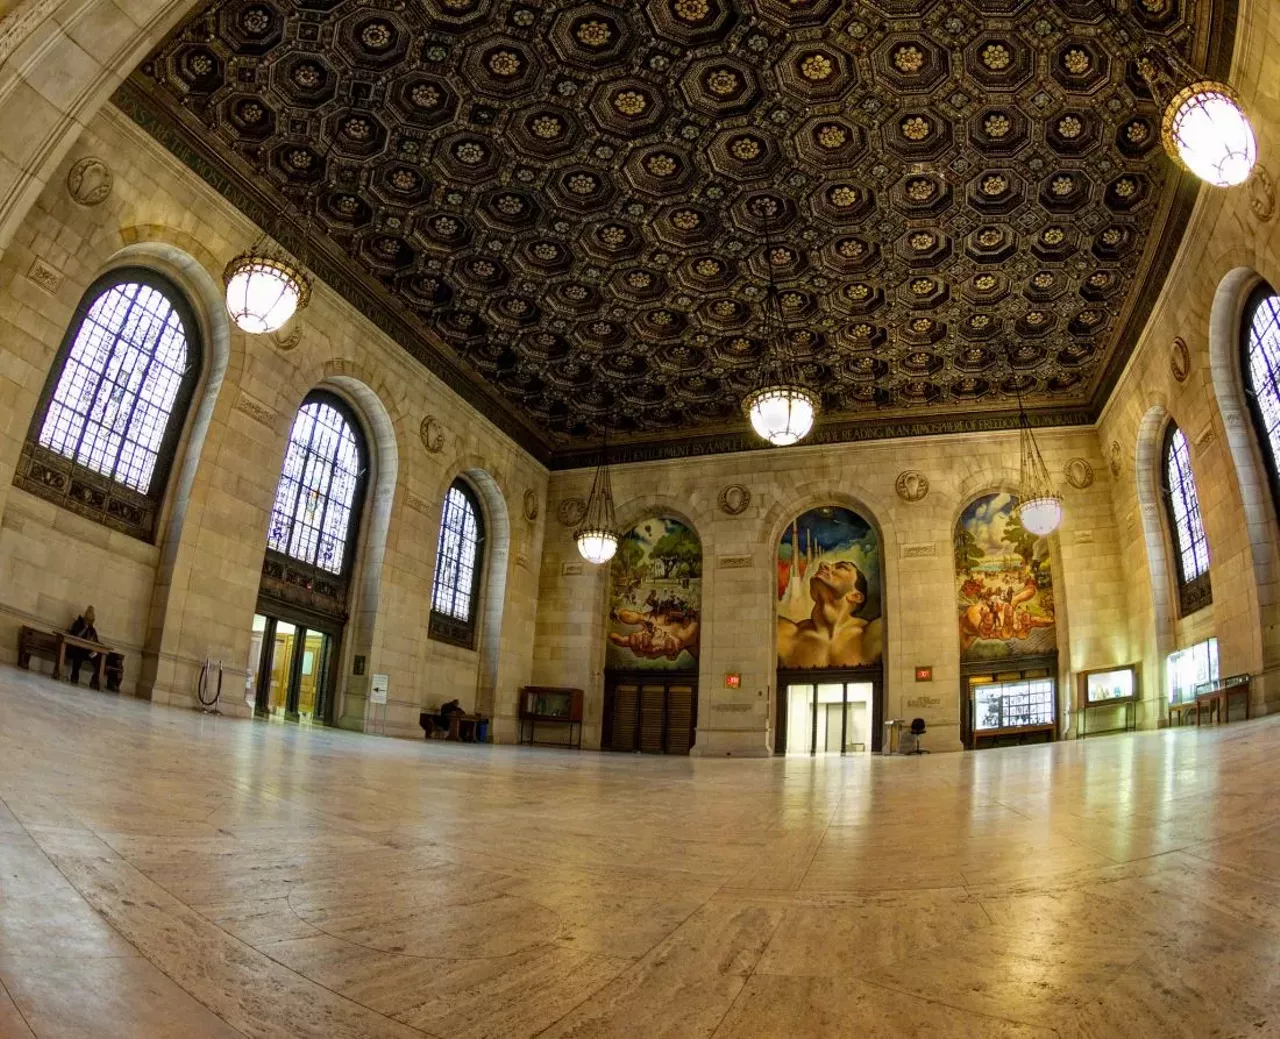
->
[1161,422,1212,616]
[1245,292,1280,484]
[431,483,482,627]
[38,281,189,494]
[268,397,362,575]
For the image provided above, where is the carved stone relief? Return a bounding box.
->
[1250,164,1275,222]
[1170,336,1190,383]
[717,484,751,516]
[419,415,445,454]
[1109,440,1122,478]
[557,497,587,527]
[1063,457,1094,489]
[522,488,539,522]
[66,157,113,206]
[895,470,930,503]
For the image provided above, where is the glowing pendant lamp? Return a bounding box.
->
[1138,54,1257,188]
[224,250,311,334]
[742,198,819,447]
[1013,400,1063,537]
[574,438,618,565]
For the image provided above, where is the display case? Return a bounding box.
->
[1080,665,1139,706]
[518,686,584,748]
[1076,664,1140,738]
[1167,638,1219,704]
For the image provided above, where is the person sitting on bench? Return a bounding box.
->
[67,606,101,689]
[433,699,463,737]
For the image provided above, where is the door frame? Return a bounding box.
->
[960,652,1059,749]
[774,666,884,754]
[602,670,699,753]
[252,598,344,725]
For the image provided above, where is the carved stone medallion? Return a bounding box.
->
[272,326,301,351]
[419,415,445,454]
[1108,440,1122,478]
[522,488,539,522]
[717,484,751,516]
[895,470,930,503]
[1063,457,1094,489]
[66,157,113,206]
[1250,164,1275,223]
[557,497,587,527]
[1170,336,1190,383]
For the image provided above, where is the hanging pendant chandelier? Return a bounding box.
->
[224,247,311,334]
[1013,402,1063,537]
[1137,54,1256,188]
[742,200,818,447]
[574,438,618,565]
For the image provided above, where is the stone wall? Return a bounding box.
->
[0,105,549,740]
[534,426,1123,755]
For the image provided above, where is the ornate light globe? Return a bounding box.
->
[1163,81,1257,187]
[1016,494,1064,537]
[743,385,818,447]
[575,528,618,565]
[224,253,311,334]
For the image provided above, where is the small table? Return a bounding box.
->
[1168,700,1199,726]
[448,713,486,742]
[1076,697,1137,739]
[1195,676,1251,726]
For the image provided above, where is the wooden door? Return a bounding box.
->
[603,674,698,754]
[610,681,640,752]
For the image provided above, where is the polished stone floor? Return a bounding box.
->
[2,668,1280,1038]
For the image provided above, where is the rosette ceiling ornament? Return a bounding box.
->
[125,0,1239,467]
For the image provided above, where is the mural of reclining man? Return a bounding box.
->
[777,506,883,669]
[607,517,701,670]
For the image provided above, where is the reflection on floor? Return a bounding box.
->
[3,665,1280,1038]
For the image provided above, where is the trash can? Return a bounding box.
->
[477,720,489,743]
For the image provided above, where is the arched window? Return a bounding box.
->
[1241,284,1280,512]
[267,392,366,576]
[14,269,201,540]
[1161,422,1212,615]
[429,479,485,648]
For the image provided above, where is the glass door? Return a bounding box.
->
[784,681,876,755]
[250,614,337,723]
[294,629,330,723]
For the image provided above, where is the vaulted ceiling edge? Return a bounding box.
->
[114,0,1236,468]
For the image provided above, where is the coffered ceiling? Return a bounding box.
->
[117,0,1235,467]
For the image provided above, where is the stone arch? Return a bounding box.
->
[82,240,235,698]
[949,479,1074,736]
[427,458,513,720]
[1134,403,1177,700]
[765,485,891,753]
[1209,267,1280,623]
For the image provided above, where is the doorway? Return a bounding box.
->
[783,681,874,754]
[602,674,697,754]
[248,612,335,723]
[775,668,883,753]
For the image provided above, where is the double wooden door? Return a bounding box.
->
[603,674,697,755]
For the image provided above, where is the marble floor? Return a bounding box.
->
[2,669,1280,1037]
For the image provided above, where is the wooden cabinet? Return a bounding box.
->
[518,686,583,748]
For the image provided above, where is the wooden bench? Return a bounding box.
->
[18,625,120,690]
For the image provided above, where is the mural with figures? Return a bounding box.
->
[607,517,701,671]
[954,493,1057,662]
[777,506,883,669]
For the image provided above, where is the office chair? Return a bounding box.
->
[909,717,928,754]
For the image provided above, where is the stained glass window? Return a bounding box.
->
[429,480,484,647]
[267,393,364,575]
[1162,423,1212,615]
[38,278,191,495]
[1242,287,1280,512]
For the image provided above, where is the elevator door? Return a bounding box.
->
[604,675,697,754]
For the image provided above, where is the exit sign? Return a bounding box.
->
[915,666,933,682]
[724,672,741,689]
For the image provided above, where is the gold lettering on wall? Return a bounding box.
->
[900,542,937,558]
[235,392,277,427]
[25,257,62,294]
[717,554,753,569]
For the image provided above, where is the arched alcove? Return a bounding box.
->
[1134,403,1177,708]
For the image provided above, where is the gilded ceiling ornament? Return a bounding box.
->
[1249,164,1276,222]
[895,470,930,503]
[717,484,751,515]
[981,43,1011,70]
[66,157,112,207]
[705,68,739,95]
[1032,272,1054,289]
[420,415,445,454]
[970,314,990,329]
[1057,115,1082,138]
[1063,458,1094,489]
[645,153,678,176]
[523,489,539,522]
[671,209,700,230]
[1125,119,1149,144]
[901,116,930,140]
[1063,48,1091,74]
[487,50,521,76]
[1101,228,1123,245]
[1171,336,1191,382]
[906,178,935,201]
[837,239,864,258]
[1114,178,1138,198]
[829,185,858,207]
[1051,175,1074,196]
[731,136,761,160]
[893,45,924,73]
[845,283,871,301]
[575,19,611,47]
[674,0,710,21]
[800,53,834,80]
[977,229,1002,247]
[974,274,998,291]
[910,231,936,251]
[557,496,587,527]
[911,278,935,295]
[613,89,647,115]
[984,113,1011,137]
[360,22,392,48]
[980,174,1007,195]
[1041,227,1066,245]
[817,124,847,149]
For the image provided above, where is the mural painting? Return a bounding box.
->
[777,506,883,669]
[607,517,701,671]
[954,493,1057,661]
